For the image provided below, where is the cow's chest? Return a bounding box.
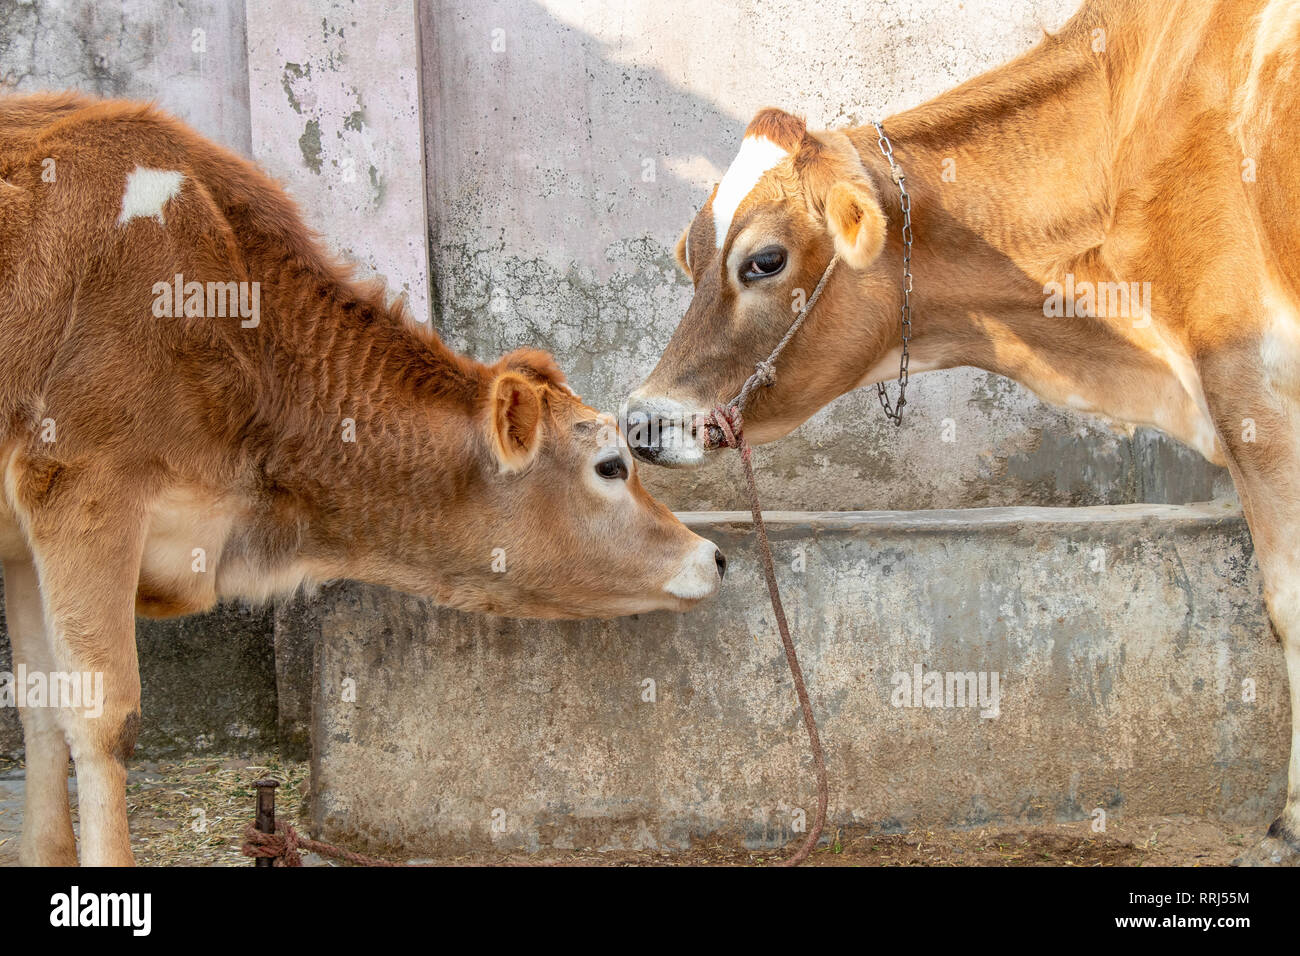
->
[136,488,240,617]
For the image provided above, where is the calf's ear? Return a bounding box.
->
[673,225,692,279]
[824,179,887,269]
[488,372,543,472]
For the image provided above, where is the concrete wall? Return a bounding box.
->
[307,504,1287,855]
[0,0,250,153]
[245,0,432,324]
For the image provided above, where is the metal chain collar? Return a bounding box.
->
[872,120,913,426]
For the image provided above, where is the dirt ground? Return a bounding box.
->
[0,751,1261,866]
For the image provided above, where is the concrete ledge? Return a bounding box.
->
[681,500,1249,530]
[306,502,1288,855]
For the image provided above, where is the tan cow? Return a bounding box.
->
[0,93,725,865]
[627,0,1300,864]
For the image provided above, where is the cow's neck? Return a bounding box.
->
[847,22,1223,463]
[243,277,488,594]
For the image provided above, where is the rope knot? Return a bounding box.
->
[752,360,776,388]
[703,403,743,451]
[242,821,304,867]
[242,818,405,866]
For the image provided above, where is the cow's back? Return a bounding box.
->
[0,94,270,485]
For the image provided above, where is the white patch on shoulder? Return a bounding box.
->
[713,135,789,249]
[117,166,184,226]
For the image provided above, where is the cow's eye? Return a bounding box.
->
[741,247,787,281]
[595,457,629,481]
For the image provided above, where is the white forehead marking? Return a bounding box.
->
[117,166,184,226]
[712,135,789,249]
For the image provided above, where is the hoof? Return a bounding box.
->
[1232,818,1300,867]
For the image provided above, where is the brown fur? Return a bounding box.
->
[0,92,722,864]
[744,107,807,152]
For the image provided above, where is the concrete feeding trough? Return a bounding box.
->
[291,501,1288,856]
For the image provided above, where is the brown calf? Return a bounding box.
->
[0,92,725,865]
[627,0,1300,864]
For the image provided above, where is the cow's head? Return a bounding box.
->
[626,107,896,466]
[449,349,726,618]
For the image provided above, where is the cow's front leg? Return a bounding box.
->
[16,463,147,867]
[1236,573,1300,866]
[43,566,142,867]
[1202,360,1300,865]
[3,557,78,866]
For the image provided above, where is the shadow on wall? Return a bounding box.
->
[417,0,1230,512]
[0,567,281,760]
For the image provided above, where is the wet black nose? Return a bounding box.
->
[624,407,660,462]
[715,549,727,579]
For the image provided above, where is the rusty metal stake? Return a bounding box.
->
[253,778,280,868]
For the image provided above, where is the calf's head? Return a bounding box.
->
[626,108,895,466]
[441,349,725,618]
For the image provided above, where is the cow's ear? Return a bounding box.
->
[824,179,887,269]
[673,225,692,279]
[487,371,543,472]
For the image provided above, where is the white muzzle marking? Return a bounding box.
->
[665,538,722,600]
[626,393,707,467]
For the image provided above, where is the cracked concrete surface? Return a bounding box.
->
[0,0,250,152]
[246,0,430,324]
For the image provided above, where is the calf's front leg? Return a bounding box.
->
[3,557,77,866]
[16,464,147,867]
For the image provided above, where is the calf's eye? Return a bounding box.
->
[741,247,787,281]
[595,457,629,481]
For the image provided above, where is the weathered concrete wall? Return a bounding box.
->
[307,504,1287,855]
[417,0,1230,512]
[0,0,251,153]
[245,0,432,325]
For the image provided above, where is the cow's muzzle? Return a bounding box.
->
[623,395,708,467]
